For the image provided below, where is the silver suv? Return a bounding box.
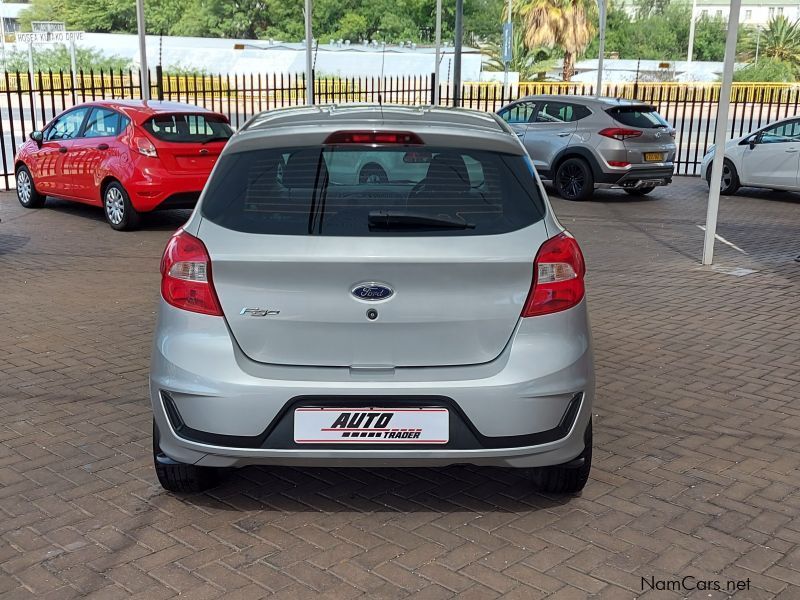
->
[150,105,594,494]
[498,95,676,200]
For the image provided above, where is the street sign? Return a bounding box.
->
[31,21,66,33]
[502,22,513,63]
[16,31,84,45]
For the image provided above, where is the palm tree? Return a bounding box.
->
[514,0,596,81]
[740,16,800,70]
[482,25,557,80]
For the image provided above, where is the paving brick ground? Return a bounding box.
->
[1,177,798,599]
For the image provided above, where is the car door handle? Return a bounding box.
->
[58,146,68,153]
[557,132,572,137]
[785,149,798,153]
[96,143,109,150]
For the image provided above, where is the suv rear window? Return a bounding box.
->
[143,113,233,143]
[201,146,544,236]
[607,106,669,129]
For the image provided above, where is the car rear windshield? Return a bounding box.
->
[143,113,233,143]
[607,106,669,129]
[201,146,545,236]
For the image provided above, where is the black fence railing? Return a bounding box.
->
[0,69,797,190]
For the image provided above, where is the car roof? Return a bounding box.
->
[85,100,223,122]
[516,95,653,108]
[230,104,523,155]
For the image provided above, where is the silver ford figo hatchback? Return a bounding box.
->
[150,104,595,494]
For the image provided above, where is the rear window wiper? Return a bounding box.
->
[368,211,475,230]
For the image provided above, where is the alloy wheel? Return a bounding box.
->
[721,165,732,191]
[105,187,125,225]
[17,170,32,205]
[558,163,585,199]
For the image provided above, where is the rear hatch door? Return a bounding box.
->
[606,105,676,164]
[197,143,548,368]
[141,112,232,173]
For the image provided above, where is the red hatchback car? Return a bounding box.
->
[14,100,232,230]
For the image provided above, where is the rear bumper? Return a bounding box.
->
[149,300,594,469]
[126,161,209,212]
[596,165,674,188]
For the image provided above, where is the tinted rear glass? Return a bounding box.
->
[201,146,544,236]
[143,113,233,143]
[607,106,669,129]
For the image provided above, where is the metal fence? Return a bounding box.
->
[1,69,798,190]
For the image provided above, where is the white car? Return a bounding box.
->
[701,117,800,195]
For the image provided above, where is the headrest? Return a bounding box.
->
[423,153,470,192]
[281,149,328,188]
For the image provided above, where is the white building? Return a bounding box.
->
[28,33,484,80]
[620,0,800,25]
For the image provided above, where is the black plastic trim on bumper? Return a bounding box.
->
[595,166,675,185]
[160,391,584,451]
[154,192,201,211]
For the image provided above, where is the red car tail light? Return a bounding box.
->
[598,127,642,141]
[134,135,158,157]
[160,230,222,316]
[522,232,586,317]
[607,160,631,167]
[324,130,424,145]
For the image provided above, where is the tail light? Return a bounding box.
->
[160,230,222,316]
[599,127,642,141]
[134,135,158,157]
[607,160,631,168]
[522,232,586,317]
[324,131,424,145]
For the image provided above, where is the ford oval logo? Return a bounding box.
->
[351,282,394,301]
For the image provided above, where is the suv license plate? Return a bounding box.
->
[294,407,449,444]
[644,152,665,162]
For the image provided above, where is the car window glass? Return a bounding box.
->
[201,146,545,237]
[536,102,572,123]
[498,102,537,124]
[45,107,89,141]
[571,104,592,121]
[143,113,233,143]
[83,108,122,138]
[760,120,800,144]
[607,106,670,129]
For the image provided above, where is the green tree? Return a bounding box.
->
[4,46,129,72]
[740,16,800,68]
[514,0,596,80]
[482,22,556,79]
[733,58,795,82]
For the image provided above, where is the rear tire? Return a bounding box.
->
[153,420,220,493]
[531,422,592,494]
[555,158,594,201]
[103,181,141,231]
[16,165,46,208]
[624,186,656,196]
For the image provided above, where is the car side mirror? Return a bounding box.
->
[30,130,43,146]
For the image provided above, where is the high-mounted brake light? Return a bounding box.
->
[522,232,586,317]
[134,135,158,157]
[160,230,223,316]
[324,130,424,145]
[598,127,642,141]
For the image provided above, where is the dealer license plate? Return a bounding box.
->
[294,407,449,444]
[644,152,665,162]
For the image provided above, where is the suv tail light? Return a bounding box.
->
[598,127,642,141]
[160,230,222,316]
[324,131,424,145]
[134,135,158,157]
[522,232,586,317]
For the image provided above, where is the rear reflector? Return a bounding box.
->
[522,232,586,317]
[607,160,631,168]
[324,131,424,145]
[160,230,222,316]
[598,127,642,141]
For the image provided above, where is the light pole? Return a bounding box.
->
[434,0,442,104]
[453,0,463,107]
[595,0,607,96]
[503,0,512,90]
[304,0,313,105]
[702,0,742,264]
[687,0,698,66]
[136,0,149,100]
